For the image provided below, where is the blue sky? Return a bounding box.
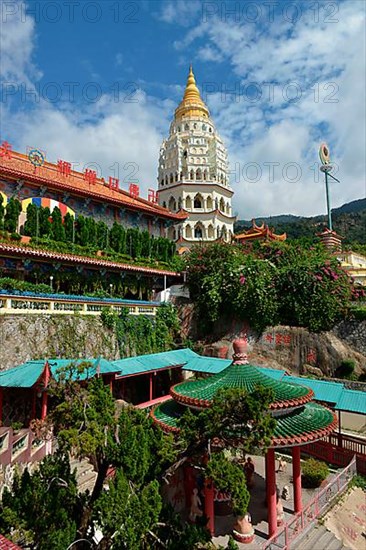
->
[1,0,365,218]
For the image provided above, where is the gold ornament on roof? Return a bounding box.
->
[175,65,210,120]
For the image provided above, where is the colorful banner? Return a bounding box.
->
[21,197,75,218]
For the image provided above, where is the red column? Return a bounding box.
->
[265,448,277,537]
[41,391,48,420]
[149,373,154,401]
[292,446,302,513]
[31,388,36,422]
[0,387,3,424]
[204,478,215,536]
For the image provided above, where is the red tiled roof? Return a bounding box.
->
[0,151,187,222]
[0,242,180,277]
[0,535,21,549]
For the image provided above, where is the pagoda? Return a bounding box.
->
[157,67,235,250]
[151,339,337,538]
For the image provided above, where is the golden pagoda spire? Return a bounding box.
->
[175,65,209,120]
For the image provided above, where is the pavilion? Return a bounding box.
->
[151,339,338,538]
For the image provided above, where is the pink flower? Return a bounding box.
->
[239,276,246,285]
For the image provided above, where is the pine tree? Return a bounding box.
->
[39,207,52,237]
[51,207,65,242]
[24,203,38,237]
[0,194,5,230]
[64,213,74,243]
[3,197,21,233]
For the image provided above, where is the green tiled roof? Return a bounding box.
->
[283,376,344,404]
[183,356,232,374]
[152,399,337,446]
[113,348,198,377]
[335,389,366,414]
[0,358,118,388]
[0,360,45,388]
[172,363,310,404]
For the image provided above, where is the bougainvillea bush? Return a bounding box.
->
[185,241,353,334]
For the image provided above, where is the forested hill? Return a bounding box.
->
[235,198,366,244]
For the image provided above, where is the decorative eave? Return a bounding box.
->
[184,209,236,221]
[0,242,180,277]
[0,152,187,222]
[157,182,234,196]
[170,382,314,411]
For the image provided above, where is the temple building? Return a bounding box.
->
[0,146,186,236]
[235,219,287,244]
[157,67,235,251]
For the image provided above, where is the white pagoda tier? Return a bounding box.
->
[157,66,235,251]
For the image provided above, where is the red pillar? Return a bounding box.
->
[204,478,215,536]
[41,392,48,420]
[149,372,153,401]
[31,388,36,422]
[292,446,302,513]
[265,448,277,538]
[0,387,3,424]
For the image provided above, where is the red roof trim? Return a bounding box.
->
[0,243,180,276]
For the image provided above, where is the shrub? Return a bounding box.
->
[302,458,329,488]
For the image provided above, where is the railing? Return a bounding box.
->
[0,427,52,466]
[0,292,159,316]
[303,434,366,475]
[261,456,357,550]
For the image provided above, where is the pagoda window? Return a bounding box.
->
[209,127,212,133]
[207,196,213,210]
[219,198,225,211]
[222,225,227,240]
[165,176,168,185]
[202,124,207,131]
[203,170,208,181]
[226,202,230,213]
[186,224,192,238]
[178,126,181,132]
[178,197,182,210]
[185,124,189,131]
[175,172,178,182]
[173,229,177,240]
[217,226,221,238]
[170,173,174,183]
[185,196,192,209]
[194,123,197,129]
[169,197,176,211]
[194,194,203,209]
[161,179,164,186]
[194,224,203,239]
[208,224,214,238]
[190,170,194,181]
[196,169,202,181]
[180,171,184,180]
[163,201,167,208]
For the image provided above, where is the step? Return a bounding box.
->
[77,471,97,494]
[297,526,327,550]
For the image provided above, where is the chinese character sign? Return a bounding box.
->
[0,141,12,159]
[129,183,140,198]
[148,189,158,203]
[84,169,97,185]
[57,160,71,177]
[109,177,119,190]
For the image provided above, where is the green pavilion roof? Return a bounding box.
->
[151,399,337,448]
[171,362,313,411]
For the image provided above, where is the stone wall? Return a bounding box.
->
[0,314,119,371]
[332,320,366,356]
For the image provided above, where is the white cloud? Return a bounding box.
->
[156,0,202,26]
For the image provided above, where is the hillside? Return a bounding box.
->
[235,198,366,244]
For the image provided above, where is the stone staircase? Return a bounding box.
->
[297,525,350,550]
[70,457,97,494]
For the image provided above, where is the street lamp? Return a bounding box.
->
[109,283,113,296]
[50,275,54,291]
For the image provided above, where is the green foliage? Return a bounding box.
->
[39,206,51,237]
[186,241,353,334]
[350,474,366,490]
[349,306,366,321]
[205,453,250,517]
[51,207,66,242]
[3,197,21,233]
[0,194,5,230]
[108,303,180,357]
[336,359,356,379]
[23,203,38,236]
[178,386,276,460]
[301,458,329,488]
[0,454,79,549]
[155,505,211,550]
[0,277,51,293]
[226,536,240,550]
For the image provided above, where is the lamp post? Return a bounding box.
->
[109,283,113,296]
[50,275,54,291]
[319,143,340,230]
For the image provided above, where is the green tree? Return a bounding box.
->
[39,206,51,237]
[0,194,6,230]
[51,207,66,242]
[23,203,38,237]
[0,453,80,549]
[96,220,109,250]
[3,197,21,233]
[109,221,122,252]
[64,212,75,243]
[86,216,97,247]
